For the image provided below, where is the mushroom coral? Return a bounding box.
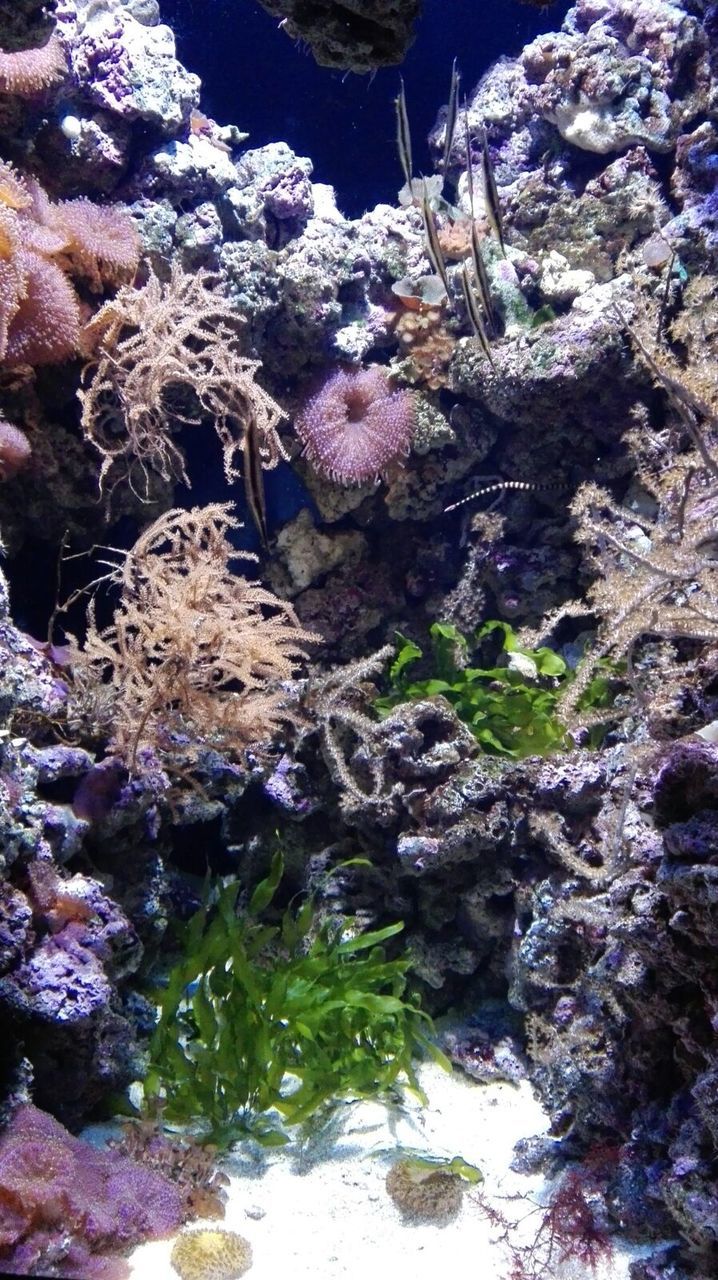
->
[0,161,140,368]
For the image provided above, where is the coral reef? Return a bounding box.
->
[0,0,717,1274]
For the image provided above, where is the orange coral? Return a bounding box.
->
[393,305,456,390]
[0,33,66,96]
[0,161,30,212]
[0,167,139,367]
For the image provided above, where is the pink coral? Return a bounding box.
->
[0,170,137,367]
[0,416,31,479]
[0,1103,183,1278]
[4,249,81,366]
[0,33,66,96]
[49,198,140,291]
[294,365,416,485]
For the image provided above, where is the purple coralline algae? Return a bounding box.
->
[0,1102,183,1278]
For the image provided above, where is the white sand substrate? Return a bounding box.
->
[127,1061,654,1280]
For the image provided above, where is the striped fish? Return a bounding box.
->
[420,179,450,294]
[460,263,495,369]
[481,128,506,256]
[442,59,461,179]
[243,411,269,548]
[395,78,413,190]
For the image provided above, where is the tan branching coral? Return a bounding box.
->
[79,265,287,495]
[525,302,718,728]
[0,33,66,96]
[67,504,317,769]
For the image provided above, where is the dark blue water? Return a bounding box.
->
[159,0,574,218]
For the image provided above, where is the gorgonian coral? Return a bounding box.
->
[67,503,317,770]
[294,365,416,485]
[79,265,286,496]
[0,161,139,368]
[0,33,66,97]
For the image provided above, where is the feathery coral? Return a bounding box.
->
[0,33,66,97]
[79,265,286,495]
[294,365,416,485]
[68,504,317,769]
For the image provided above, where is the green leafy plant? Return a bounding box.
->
[375,621,620,758]
[143,852,449,1150]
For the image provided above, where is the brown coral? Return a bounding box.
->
[385,1157,464,1221]
[67,503,317,769]
[393,305,456,390]
[0,33,66,97]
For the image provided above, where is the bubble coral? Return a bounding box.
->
[294,365,416,486]
[385,1157,464,1221]
[170,1228,253,1280]
[0,33,66,97]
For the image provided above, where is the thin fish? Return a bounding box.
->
[243,411,269,548]
[469,217,496,336]
[445,479,560,514]
[460,263,495,368]
[442,58,461,178]
[481,128,506,256]
[420,179,450,293]
[395,78,413,189]
[463,107,496,335]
